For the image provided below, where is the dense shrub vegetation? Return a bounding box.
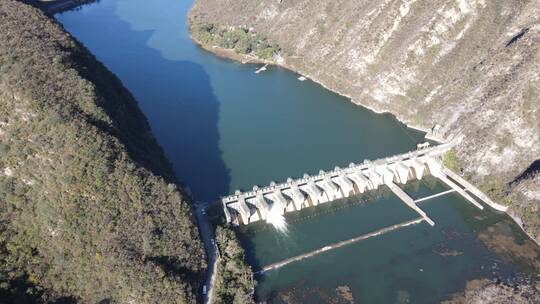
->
[0,1,206,302]
[213,226,255,304]
[191,22,280,60]
[442,149,459,172]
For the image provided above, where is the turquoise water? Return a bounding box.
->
[57,1,539,303]
[243,179,537,303]
[56,0,424,202]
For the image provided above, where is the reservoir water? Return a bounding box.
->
[57,1,539,303]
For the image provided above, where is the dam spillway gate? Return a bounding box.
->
[221,143,483,226]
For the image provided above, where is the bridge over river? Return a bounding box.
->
[222,143,483,226]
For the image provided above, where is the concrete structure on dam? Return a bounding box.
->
[222,143,483,226]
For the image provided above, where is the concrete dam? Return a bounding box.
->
[222,143,484,227]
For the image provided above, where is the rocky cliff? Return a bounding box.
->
[190,0,540,241]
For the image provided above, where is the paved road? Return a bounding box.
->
[194,202,218,304]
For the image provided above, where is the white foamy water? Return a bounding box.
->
[266,206,288,233]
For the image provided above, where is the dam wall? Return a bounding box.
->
[222,143,455,225]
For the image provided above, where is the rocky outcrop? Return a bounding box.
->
[443,278,540,304]
[190,0,540,241]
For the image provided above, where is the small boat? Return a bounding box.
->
[298,76,307,81]
[255,64,268,74]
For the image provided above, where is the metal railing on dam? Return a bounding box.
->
[221,142,482,226]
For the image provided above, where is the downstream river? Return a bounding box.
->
[57,1,539,303]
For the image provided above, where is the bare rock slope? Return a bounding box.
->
[443,278,540,304]
[190,0,540,241]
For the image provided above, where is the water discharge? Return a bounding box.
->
[266,206,288,233]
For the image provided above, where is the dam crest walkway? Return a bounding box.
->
[222,143,483,226]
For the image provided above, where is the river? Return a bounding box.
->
[56,0,539,303]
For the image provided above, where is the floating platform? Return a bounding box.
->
[255,64,268,74]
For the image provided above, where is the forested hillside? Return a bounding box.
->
[0,1,206,302]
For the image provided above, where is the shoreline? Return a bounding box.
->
[192,36,434,136]
[189,33,538,247]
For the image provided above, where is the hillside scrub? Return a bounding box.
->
[0,1,206,302]
[443,149,460,173]
[213,226,255,304]
[191,22,280,60]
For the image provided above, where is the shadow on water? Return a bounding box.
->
[57,2,231,202]
[140,59,231,202]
